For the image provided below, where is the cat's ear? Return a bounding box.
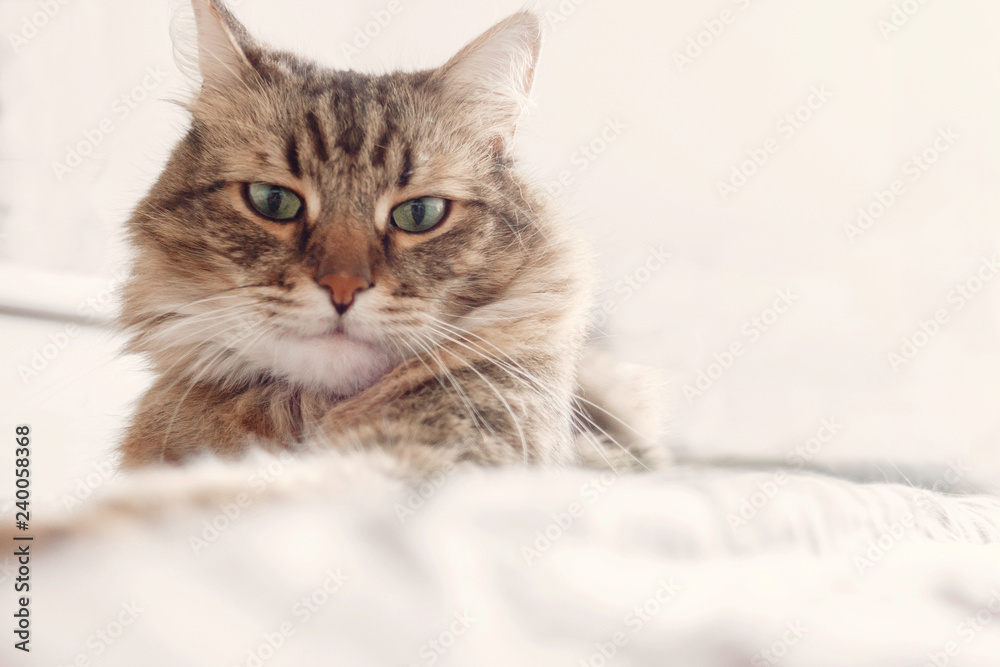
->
[172,0,258,93]
[434,12,542,144]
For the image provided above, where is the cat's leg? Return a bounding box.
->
[311,348,578,473]
[119,374,306,468]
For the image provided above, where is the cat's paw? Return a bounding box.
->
[574,349,673,470]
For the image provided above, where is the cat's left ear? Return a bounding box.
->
[172,0,259,94]
[433,12,542,146]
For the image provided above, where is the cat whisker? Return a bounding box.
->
[422,316,649,470]
[148,317,262,390]
[396,330,497,443]
[124,283,273,330]
[411,322,531,463]
[159,321,276,461]
[136,314,266,370]
[141,303,262,344]
[570,394,650,440]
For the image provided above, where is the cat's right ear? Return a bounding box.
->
[171,0,257,93]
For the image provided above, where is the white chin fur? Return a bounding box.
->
[243,333,398,397]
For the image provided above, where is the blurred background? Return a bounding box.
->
[1,0,999,491]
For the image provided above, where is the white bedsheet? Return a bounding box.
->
[9,451,1000,667]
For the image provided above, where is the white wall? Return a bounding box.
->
[2,0,999,473]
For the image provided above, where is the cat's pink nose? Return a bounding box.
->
[317,274,372,315]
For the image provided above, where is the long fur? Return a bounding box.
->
[117,0,657,473]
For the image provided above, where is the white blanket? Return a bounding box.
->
[10,451,1000,667]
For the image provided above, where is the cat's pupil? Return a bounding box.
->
[266,187,283,214]
[410,200,426,225]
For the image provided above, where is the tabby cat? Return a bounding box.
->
[118,0,661,474]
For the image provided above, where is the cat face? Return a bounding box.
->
[122,1,553,396]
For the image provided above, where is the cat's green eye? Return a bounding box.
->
[391,197,449,233]
[246,183,303,221]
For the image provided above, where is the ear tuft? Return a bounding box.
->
[434,12,542,144]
